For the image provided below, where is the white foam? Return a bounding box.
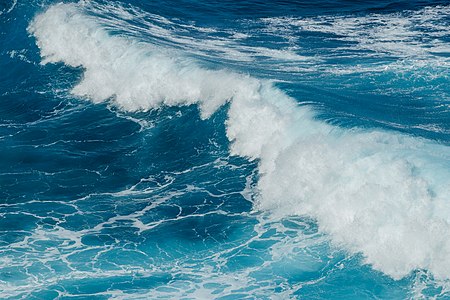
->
[78,1,308,65]
[0,0,17,15]
[261,5,450,74]
[29,3,450,281]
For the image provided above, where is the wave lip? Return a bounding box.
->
[29,2,450,281]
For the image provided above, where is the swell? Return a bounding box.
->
[28,2,450,280]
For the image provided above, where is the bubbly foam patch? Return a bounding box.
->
[29,3,450,280]
[28,3,261,119]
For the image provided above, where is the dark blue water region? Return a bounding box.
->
[112,0,450,21]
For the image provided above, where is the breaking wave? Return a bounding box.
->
[29,2,450,281]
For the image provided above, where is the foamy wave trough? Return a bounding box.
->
[29,3,450,280]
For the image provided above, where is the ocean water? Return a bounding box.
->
[1,0,450,298]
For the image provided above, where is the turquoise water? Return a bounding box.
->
[1,0,450,298]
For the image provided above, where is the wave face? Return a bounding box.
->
[1,0,450,298]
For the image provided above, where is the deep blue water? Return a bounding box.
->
[1,0,450,299]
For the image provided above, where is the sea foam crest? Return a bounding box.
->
[29,3,450,280]
[29,3,257,119]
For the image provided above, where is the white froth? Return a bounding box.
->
[29,3,258,119]
[0,0,17,15]
[261,5,450,74]
[29,3,450,281]
[80,1,308,65]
